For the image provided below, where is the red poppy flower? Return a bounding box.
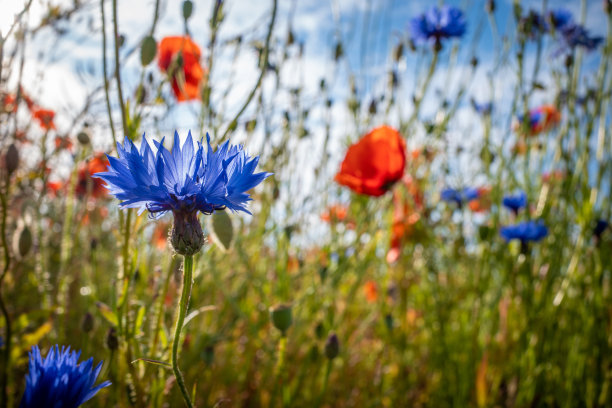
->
[158,36,206,102]
[75,154,109,198]
[321,205,348,222]
[363,280,378,303]
[55,136,74,152]
[32,108,56,131]
[47,181,63,197]
[468,187,492,213]
[335,126,406,196]
[1,94,17,113]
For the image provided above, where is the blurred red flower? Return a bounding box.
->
[75,154,109,198]
[468,187,492,213]
[387,177,423,264]
[158,36,206,102]
[363,280,378,303]
[1,94,18,113]
[335,126,406,196]
[55,136,73,152]
[153,222,170,250]
[32,108,56,131]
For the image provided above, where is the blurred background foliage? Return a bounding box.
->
[0,0,611,406]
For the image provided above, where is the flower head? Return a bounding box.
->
[19,345,110,408]
[76,154,110,199]
[514,105,561,136]
[32,108,56,131]
[158,36,207,102]
[548,9,574,31]
[500,220,548,243]
[518,10,548,39]
[558,24,603,52]
[441,187,481,207]
[95,131,270,255]
[472,100,492,116]
[410,6,467,48]
[468,187,492,213]
[335,126,406,197]
[502,191,527,214]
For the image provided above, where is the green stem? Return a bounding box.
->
[0,177,11,408]
[100,0,117,147]
[112,0,128,134]
[172,254,195,408]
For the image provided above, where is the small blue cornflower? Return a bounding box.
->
[409,6,467,49]
[441,187,480,207]
[19,345,110,408]
[594,219,609,239]
[472,100,492,116]
[500,220,548,243]
[95,131,270,255]
[559,24,603,52]
[502,191,527,214]
[548,9,574,31]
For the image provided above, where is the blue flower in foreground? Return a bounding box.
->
[95,131,270,255]
[20,345,110,408]
[410,6,466,48]
[500,221,548,243]
[502,191,527,213]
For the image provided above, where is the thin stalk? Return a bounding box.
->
[221,0,277,140]
[112,0,128,134]
[100,0,117,147]
[172,254,195,408]
[0,177,11,408]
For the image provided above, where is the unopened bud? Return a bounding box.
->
[324,332,339,360]
[171,211,205,256]
[13,225,32,258]
[5,144,19,174]
[106,327,118,350]
[82,312,95,333]
[270,303,292,335]
[77,131,90,145]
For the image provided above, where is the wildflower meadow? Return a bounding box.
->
[0,0,611,407]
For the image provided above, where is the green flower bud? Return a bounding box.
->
[270,303,292,335]
[171,211,205,256]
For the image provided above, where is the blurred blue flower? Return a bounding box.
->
[500,221,548,243]
[95,131,270,216]
[472,100,492,116]
[559,24,603,52]
[409,6,466,48]
[441,187,479,206]
[594,219,609,238]
[19,345,110,408]
[548,9,573,31]
[502,191,527,213]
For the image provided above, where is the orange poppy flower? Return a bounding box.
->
[1,94,17,113]
[158,36,206,102]
[75,154,109,198]
[321,204,348,222]
[47,181,63,197]
[55,136,74,152]
[335,126,406,196]
[32,108,56,131]
[468,187,492,213]
[152,222,170,249]
[363,280,378,303]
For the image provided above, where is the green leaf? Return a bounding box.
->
[96,301,118,327]
[131,358,171,368]
[140,36,157,66]
[209,209,233,252]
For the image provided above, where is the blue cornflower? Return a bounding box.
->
[441,187,479,206]
[19,345,110,408]
[472,100,492,116]
[409,6,466,49]
[559,24,603,52]
[502,191,527,214]
[95,131,270,255]
[548,9,573,31]
[500,220,548,243]
[594,219,609,239]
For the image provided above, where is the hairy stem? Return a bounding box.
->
[172,254,195,408]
